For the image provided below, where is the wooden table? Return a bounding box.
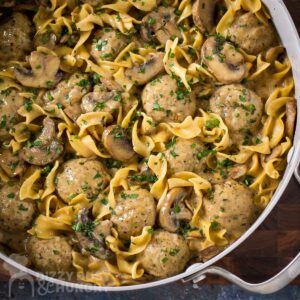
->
[0,0,300,290]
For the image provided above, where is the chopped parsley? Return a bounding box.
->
[205,117,220,129]
[18,204,28,211]
[197,149,217,159]
[96,39,108,51]
[120,192,138,200]
[210,221,220,230]
[173,203,181,214]
[7,192,15,199]
[24,100,33,112]
[153,101,165,112]
[72,220,95,238]
[0,115,7,129]
[166,136,177,149]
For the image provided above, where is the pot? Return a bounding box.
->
[1,0,300,294]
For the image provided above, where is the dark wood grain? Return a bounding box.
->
[0,0,299,287]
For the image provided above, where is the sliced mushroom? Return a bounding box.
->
[125,52,165,86]
[14,51,62,88]
[81,90,121,114]
[159,188,192,233]
[201,36,246,84]
[0,148,25,178]
[192,0,217,33]
[140,7,181,45]
[73,208,113,260]
[63,103,82,122]
[286,99,296,139]
[103,125,136,162]
[19,117,64,166]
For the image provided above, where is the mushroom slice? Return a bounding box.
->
[201,36,246,84]
[125,52,165,86]
[192,0,217,33]
[73,208,113,260]
[103,125,136,162]
[14,51,62,88]
[286,99,296,139]
[19,117,64,166]
[159,188,192,233]
[140,7,181,45]
[0,148,25,178]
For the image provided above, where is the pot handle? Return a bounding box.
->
[182,167,300,294]
[182,252,300,294]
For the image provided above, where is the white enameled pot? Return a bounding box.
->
[1,0,300,294]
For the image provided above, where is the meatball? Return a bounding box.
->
[27,237,73,274]
[0,12,33,65]
[163,137,205,175]
[81,86,121,114]
[90,29,128,63]
[138,230,190,278]
[203,180,255,236]
[209,84,263,145]
[0,183,36,232]
[224,12,277,55]
[0,89,24,140]
[142,75,196,123]
[111,189,156,240]
[44,73,92,120]
[56,158,110,203]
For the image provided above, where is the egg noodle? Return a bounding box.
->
[0,0,295,286]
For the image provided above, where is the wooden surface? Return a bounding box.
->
[0,0,300,288]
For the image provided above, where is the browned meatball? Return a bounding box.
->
[0,12,33,65]
[209,84,263,145]
[224,12,277,55]
[27,237,73,274]
[90,29,128,63]
[56,158,111,203]
[111,189,156,240]
[203,180,255,236]
[142,75,196,123]
[0,183,36,232]
[138,230,190,278]
[163,137,205,175]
